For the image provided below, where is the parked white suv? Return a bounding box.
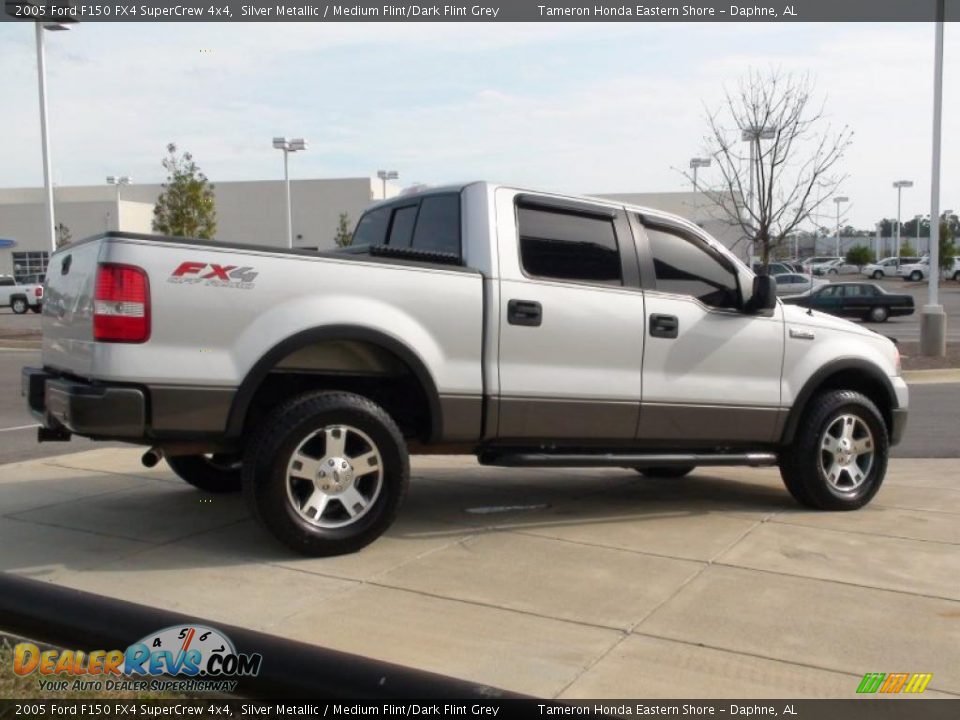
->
[23,182,908,556]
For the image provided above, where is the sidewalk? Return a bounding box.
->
[1,449,958,698]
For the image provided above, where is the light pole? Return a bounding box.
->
[921,0,946,357]
[106,175,131,231]
[272,137,307,249]
[833,197,849,257]
[689,157,711,222]
[35,19,73,256]
[377,170,399,200]
[741,126,776,260]
[893,180,913,257]
[914,214,924,253]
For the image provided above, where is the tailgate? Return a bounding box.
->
[41,239,104,378]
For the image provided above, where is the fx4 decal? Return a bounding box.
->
[168,262,258,289]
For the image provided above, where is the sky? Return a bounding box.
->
[0,21,956,229]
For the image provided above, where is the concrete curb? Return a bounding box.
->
[903,368,960,384]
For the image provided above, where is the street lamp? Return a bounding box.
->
[377,170,399,200]
[833,196,849,256]
[893,180,914,257]
[921,0,947,357]
[741,126,776,259]
[36,18,74,255]
[106,175,131,231]
[273,137,308,249]
[689,158,711,222]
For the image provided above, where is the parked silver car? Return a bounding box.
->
[773,272,828,296]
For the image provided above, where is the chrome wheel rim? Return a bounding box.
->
[819,414,874,493]
[285,424,383,529]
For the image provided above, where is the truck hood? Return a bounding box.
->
[780,302,885,341]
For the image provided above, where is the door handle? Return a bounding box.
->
[508,299,542,327]
[649,313,679,339]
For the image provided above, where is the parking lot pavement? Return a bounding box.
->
[1,451,958,698]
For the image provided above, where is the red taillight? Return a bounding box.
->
[35,287,43,298]
[93,263,150,343]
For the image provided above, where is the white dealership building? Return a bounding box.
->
[0,177,740,278]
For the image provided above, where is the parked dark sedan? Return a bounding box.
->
[781,282,914,323]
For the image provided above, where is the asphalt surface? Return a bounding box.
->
[1,348,957,465]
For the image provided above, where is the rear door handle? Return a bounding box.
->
[649,313,679,339]
[508,299,542,327]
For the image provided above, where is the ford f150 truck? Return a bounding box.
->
[23,182,908,556]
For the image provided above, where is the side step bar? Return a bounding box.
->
[479,452,778,468]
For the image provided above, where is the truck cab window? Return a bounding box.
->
[645,226,739,309]
[412,194,461,255]
[352,207,390,247]
[387,205,418,248]
[517,206,621,285]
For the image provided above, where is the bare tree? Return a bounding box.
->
[697,70,853,268]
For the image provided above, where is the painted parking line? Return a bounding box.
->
[0,424,40,433]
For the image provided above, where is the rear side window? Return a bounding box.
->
[387,205,418,248]
[517,207,621,285]
[645,226,739,309]
[352,207,390,247]
[412,195,461,255]
[0,277,14,287]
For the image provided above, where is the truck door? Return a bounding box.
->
[633,217,785,444]
[494,189,645,440]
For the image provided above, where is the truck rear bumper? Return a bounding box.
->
[23,367,146,438]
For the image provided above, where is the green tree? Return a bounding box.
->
[152,143,217,239]
[845,245,874,269]
[937,219,957,271]
[334,212,353,247]
[899,241,917,257]
[55,222,71,249]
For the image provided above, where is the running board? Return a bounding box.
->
[479,452,778,468]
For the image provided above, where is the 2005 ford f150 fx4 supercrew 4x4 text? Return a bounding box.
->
[23,182,908,556]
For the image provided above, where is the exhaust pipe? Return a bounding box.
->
[141,448,163,468]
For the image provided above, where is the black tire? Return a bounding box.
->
[30,305,42,314]
[910,271,922,281]
[779,390,888,510]
[872,270,883,279]
[166,454,242,493]
[868,306,889,323]
[635,466,695,479]
[242,391,408,556]
[11,297,27,314]
[953,272,960,282]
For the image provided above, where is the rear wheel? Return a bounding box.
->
[868,306,889,323]
[242,391,408,556]
[11,297,27,314]
[910,271,923,281]
[635,466,695,479]
[953,271,960,282]
[779,390,888,510]
[167,454,242,493]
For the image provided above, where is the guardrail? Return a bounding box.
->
[0,573,523,699]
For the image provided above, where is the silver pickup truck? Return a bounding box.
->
[23,182,908,556]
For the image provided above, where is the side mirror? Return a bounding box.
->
[745,275,777,313]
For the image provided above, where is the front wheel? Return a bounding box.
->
[953,272,960,282]
[635,466,695,479]
[872,270,883,279]
[11,297,27,314]
[828,269,838,275]
[166,454,242,493]
[243,391,409,556]
[779,390,888,510]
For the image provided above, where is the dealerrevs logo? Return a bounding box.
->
[13,624,262,694]
[169,261,258,289]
